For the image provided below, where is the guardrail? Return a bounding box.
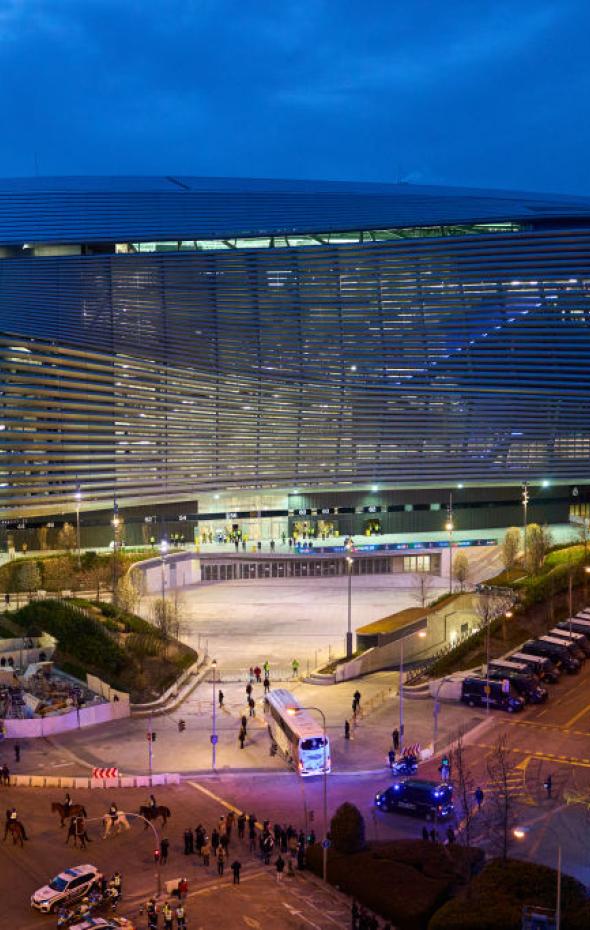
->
[405,629,475,684]
[6,771,181,790]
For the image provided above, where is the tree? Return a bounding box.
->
[152,597,175,651]
[80,550,109,601]
[451,733,475,848]
[525,523,552,575]
[127,632,164,673]
[452,552,470,592]
[15,560,41,602]
[484,736,518,860]
[577,518,590,563]
[330,802,365,853]
[57,522,77,552]
[36,525,49,551]
[114,572,141,615]
[501,527,520,576]
[411,571,435,608]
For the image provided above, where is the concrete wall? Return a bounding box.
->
[2,696,129,738]
[133,552,201,593]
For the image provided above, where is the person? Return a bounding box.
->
[231,859,241,884]
[217,844,225,876]
[262,833,274,864]
[63,792,72,817]
[112,871,122,898]
[147,898,158,930]
[162,901,173,930]
[220,832,229,853]
[263,675,270,694]
[202,839,211,867]
[239,726,246,749]
[9,806,17,820]
[226,810,235,840]
[275,853,285,882]
[353,689,361,708]
[241,714,248,731]
[149,793,157,812]
[254,666,262,683]
[245,682,253,700]
[1,764,9,786]
[263,659,270,675]
[218,689,224,708]
[248,697,256,717]
[211,828,220,852]
[446,826,455,845]
[474,786,484,810]
[160,837,169,864]
[352,697,358,718]
[109,802,118,826]
[237,813,246,840]
[429,828,437,843]
[545,774,553,799]
[388,749,396,767]
[218,815,226,836]
[183,827,193,855]
[178,877,188,899]
[344,719,351,740]
[392,728,400,751]
[292,658,300,678]
[248,815,257,852]
[14,744,20,763]
[248,667,254,683]
[175,902,186,929]
[195,824,204,854]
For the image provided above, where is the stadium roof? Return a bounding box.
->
[1,176,590,245]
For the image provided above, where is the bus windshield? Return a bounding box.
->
[301,737,326,751]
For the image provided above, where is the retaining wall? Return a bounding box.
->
[1,696,130,737]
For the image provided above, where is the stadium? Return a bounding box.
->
[1,176,590,546]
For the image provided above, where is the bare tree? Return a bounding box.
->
[453,552,470,592]
[114,572,141,615]
[152,597,175,652]
[36,525,49,551]
[501,527,521,576]
[57,522,77,552]
[451,732,476,848]
[15,560,41,603]
[524,523,552,574]
[577,518,590,564]
[411,571,436,608]
[170,589,185,640]
[484,736,519,860]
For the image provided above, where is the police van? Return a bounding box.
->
[510,651,560,683]
[375,778,453,820]
[461,676,525,712]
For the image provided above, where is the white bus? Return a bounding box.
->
[264,689,331,776]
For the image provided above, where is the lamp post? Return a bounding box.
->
[584,565,590,605]
[288,704,328,883]
[346,555,353,658]
[522,481,529,567]
[211,659,218,771]
[159,538,168,605]
[111,499,120,597]
[445,494,454,595]
[75,485,82,569]
[514,826,561,930]
[399,628,427,752]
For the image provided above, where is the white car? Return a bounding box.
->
[31,864,101,913]
[69,919,135,930]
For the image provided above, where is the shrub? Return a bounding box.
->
[428,857,589,930]
[330,802,366,853]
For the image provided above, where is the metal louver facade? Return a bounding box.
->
[2,176,590,517]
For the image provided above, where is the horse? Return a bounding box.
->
[4,820,27,846]
[101,812,130,838]
[65,817,92,848]
[51,802,87,827]
[139,805,171,827]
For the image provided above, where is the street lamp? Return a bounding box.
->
[211,659,218,771]
[288,704,328,883]
[513,826,561,930]
[75,485,82,569]
[159,538,168,604]
[522,481,529,567]
[111,500,120,595]
[399,628,427,752]
[445,493,454,595]
[346,555,353,658]
[584,565,590,605]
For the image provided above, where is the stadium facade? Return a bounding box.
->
[1,176,590,546]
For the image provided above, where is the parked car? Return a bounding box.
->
[31,865,101,913]
[510,651,560,683]
[461,676,525,713]
[375,778,453,820]
[549,627,590,657]
[520,638,581,674]
[487,669,548,704]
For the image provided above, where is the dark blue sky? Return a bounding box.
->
[0,0,588,194]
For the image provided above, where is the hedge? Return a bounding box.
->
[428,858,590,930]
[11,600,127,676]
[307,840,484,930]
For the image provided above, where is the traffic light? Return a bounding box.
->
[154,848,160,863]
[146,731,157,742]
[178,719,186,733]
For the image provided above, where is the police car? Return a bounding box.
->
[69,918,135,930]
[31,864,101,913]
